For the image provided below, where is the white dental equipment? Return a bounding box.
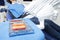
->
[24,0,59,29]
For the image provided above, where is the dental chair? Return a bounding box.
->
[43,19,60,40]
[3,2,45,40]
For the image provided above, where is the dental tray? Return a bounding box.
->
[9,19,34,37]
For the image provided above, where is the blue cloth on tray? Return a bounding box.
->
[0,19,44,40]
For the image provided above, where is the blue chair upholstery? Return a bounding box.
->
[0,19,44,40]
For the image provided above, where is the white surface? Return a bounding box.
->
[24,0,59,13]
[37,20,44,29]
[36,4,54,18]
